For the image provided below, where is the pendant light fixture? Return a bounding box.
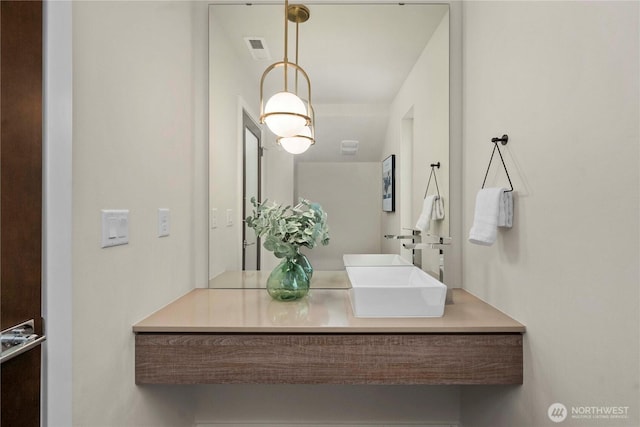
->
[260,1,315,148]
[277,3,316,154]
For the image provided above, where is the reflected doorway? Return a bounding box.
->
[242,110,262,270]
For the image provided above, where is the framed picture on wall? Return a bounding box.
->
[382,154,395,212]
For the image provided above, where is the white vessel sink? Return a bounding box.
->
[346,266,446,317]
[343,253,412,267]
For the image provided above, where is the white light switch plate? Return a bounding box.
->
[101,209,129,248]
[226,209,233,227]
[158,208,170,237]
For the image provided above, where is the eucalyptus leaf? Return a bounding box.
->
[245,197,330,257]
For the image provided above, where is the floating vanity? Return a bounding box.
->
[134,271,524,385]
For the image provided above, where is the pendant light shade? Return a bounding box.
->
[259,1,315,146]
[263,91,308,137]
[278,125,313,154]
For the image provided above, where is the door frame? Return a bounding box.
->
[42,1,74,426]
[241,109,262,270]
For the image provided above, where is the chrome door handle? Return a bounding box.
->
[1,319,46,364]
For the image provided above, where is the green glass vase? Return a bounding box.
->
[267,255,310,301]
[296,252,313,280]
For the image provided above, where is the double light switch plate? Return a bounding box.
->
[101,209,129,248]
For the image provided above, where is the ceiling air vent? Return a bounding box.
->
[244,37,271,61]
[341,140,359,156]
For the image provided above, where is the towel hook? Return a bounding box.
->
[491,134,509,145]
[424,162,441,198]
[482,135,514,192]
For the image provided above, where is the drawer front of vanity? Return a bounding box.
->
[135,333,523,385]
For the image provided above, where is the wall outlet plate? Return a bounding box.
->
[158,208,170,237]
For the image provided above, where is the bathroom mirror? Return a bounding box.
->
[209,2,450,283]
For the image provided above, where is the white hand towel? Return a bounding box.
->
[433,196,445,220]
[498,191,513,228]
[415,195,436,233]
[468,188,505,246]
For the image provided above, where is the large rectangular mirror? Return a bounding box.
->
[209,2,449,285]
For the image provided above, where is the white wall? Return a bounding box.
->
[295,162,382,270]
[460,2,639,426]
[71,1,208,425]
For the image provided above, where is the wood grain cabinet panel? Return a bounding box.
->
[135,333,523,385]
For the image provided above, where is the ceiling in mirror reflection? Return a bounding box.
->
[210,3,448,162]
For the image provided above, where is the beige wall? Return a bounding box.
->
[72,1,208,425]
[460,2,639,426]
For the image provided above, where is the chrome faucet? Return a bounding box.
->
[384,229,422,269]
[402,235,453,305]
[384,230,453,304]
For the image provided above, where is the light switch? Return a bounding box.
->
[101,210,129,248]
[117,218,128,238]
[226,209,233,227]
[158,208,170,237]
[108,218,118,239]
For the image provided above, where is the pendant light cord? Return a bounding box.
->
[283,0,289,92]
[295,21,299,95]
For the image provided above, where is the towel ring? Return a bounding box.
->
[423,162,441,198]
[482,135,514,192]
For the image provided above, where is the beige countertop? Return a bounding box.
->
[208,270,350,290]
[133,271,525,334]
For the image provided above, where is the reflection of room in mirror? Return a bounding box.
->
[208,3,450,280]
[242,111,261,271]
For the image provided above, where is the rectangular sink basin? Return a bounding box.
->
[346,266,446,317]
[343,253,412,267]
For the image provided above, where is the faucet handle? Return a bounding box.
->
[402,227,421,233]
[422,235,452,245]
[404,242,450,250]
[386,235,414,240]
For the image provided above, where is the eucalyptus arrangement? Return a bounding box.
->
[246,197,330,301]
[246,197,330,258]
